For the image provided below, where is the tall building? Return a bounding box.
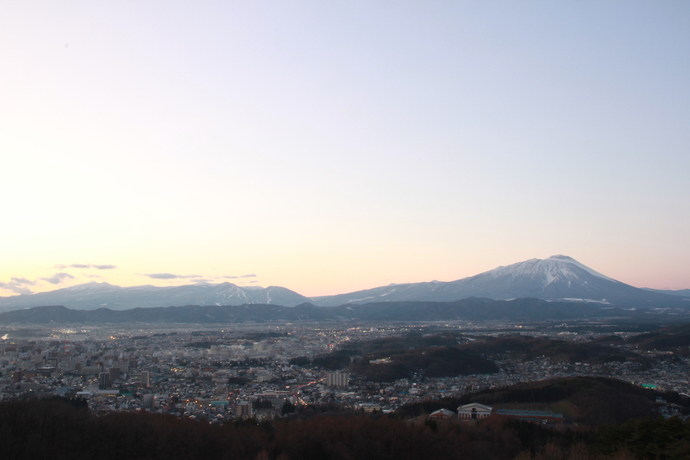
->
[326,371,349,388]
[143,394,155,410]
[98,372,111,390]
[236,401,253,418]
[108,367,121,382]
[140,371,150,388]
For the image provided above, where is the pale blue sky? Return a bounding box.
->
[1,1,688,297]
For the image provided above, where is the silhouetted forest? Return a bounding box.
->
[349,345,498,381]
[626,323,690,355]
[462,334,640,364]
[304,332,492,378]
[303,332,645,381]
[2,394,690,459]
[395,376,670,426]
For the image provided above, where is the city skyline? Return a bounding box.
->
[1,2,689,297]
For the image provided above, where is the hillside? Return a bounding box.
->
[305,333,497,381]
[307,332,644,382]
[0,297,667,325]
[625,322,690,353]
[462,334,639,364]
[397,376,662,426]
[1,382,683,459]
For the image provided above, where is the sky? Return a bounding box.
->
[1,1,689,298]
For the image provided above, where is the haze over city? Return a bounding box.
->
[1,1,688,298]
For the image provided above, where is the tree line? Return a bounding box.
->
[2,396,690,459]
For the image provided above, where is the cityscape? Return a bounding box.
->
[2,320,688,422]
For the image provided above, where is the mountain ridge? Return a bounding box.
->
[0,255,687,312]
[0,298,653,324]
[0,281,311,312]
[313,255,688,307]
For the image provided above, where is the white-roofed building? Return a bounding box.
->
[457,402,492,421]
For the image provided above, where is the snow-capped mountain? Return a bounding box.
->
[313,255,688,307]
[1,256,686,312]
[0,282,311,312]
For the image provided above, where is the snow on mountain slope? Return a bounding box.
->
[1,256,685,312]
[0,282,311,311]
[486,255,615,284]
[313,255,683,307]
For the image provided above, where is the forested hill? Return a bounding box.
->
[0,297,673,324]
[3,390,690,460]
[302,333,648,382]
[396,376,669,426]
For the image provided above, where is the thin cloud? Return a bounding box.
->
[54,263,117,270]
[224,274,257,279]
[11,277,35,285]
[142,273,201,280]
[41,272,75,285]
[241,274,257,278]
[0,281,34,295]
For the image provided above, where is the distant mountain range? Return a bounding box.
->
[0,282,310,312]
[0,298,660,325]
[312,255,689,307]
[0,255,687,313]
